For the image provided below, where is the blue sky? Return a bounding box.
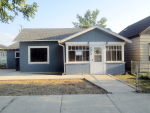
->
[0,0,150,46]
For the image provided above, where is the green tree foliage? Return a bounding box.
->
[0,0,38,23]
[73,9,107,28]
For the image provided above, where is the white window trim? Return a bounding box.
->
[15,51,20,58]
[106,44,124,62]
[66,44,90,63]
[28,46,49,64]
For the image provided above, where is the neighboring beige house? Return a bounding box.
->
[0,44,7,66]
[119,16,150,70]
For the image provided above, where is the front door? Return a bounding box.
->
[92,46,104,74]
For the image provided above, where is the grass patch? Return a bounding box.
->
[115,75,150,93]
[0,79,107,96]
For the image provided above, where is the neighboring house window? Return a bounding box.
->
[106,45,122,61]
[68,46,89,62]
[15,51,20,58]
[28,46,49,64]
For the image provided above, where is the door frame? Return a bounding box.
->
[89,42,106,75]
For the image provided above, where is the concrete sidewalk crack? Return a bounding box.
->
[0,97,17,113]
[106,94,122,113]
[60,95,63,113]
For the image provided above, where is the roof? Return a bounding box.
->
[119,16,150,38]
[4,42,19,50]
[0,44,7,49]
[60,26,132,43]
[13,28,86,42]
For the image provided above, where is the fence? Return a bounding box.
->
[131,61,150,92]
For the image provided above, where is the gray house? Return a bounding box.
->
[4,42,19,69]
[119,16,150,70]
[6,26,131,75]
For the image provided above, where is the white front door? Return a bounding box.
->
[92,46,104,74]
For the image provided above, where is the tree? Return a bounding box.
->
[0,0,38,23]
[72,9,107,28]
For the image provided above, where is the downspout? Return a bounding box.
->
[58,41,65,75]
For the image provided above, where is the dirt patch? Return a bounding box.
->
[0,79,107,96]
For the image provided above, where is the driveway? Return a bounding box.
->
[0,69,84,80]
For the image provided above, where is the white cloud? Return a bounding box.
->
[5,33,15,39]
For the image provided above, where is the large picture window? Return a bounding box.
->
[28,46,49,64]
[106,45,122,61]
[68,46,89,62]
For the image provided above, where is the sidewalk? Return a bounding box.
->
[1,94,150,113]
[84,75,135,93]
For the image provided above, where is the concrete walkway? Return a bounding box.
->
[84,75,135,93]
[1,94,150,113]
[0,69,150,112]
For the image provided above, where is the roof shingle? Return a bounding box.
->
[119,16,150,38]
[13,28,86,41]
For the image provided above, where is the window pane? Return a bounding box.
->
[31,48,47,62]
[86,46,89,50]
[117,51,122,61]
[112,51,116,61]
[16,53,19,57]
[94,48,101,54]
[109,46,113,50]
[76,46,78,50]
[69,51,75,61]
[76,56,82,61]
[83,46,85,50]
[94,55,102,62]
[106,51,111,61]
[72,46,75,50]
[83,51,89,61]
[69,46,71,50]
[79,46,82,50]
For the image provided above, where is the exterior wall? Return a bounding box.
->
[20,41,64,72]
[140,34,150,68]
[7,50,16,68]
[65,28,125,75]
[124,37,140,70]
[67,28,124,42]
[106,63,125,75]
[66,64,90,75]
[0,50,7,65]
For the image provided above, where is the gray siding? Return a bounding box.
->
[66,64,90,75]
[106,63,125,75]
[124,37,140,70]
[20,41,64,72]
[67,28,124,42]
[7,50,16,68]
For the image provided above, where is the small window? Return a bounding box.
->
[106,45,122,61]
[68,46,89,62]
[28,46,49,64]
[15,51,20,58]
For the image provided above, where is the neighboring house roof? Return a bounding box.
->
[60,26,132,43]
[4,42,19,50]
[119,16,150,39]
[13,28,86,42]
[0,44,7,49]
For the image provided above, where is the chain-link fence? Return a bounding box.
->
[131,61,150,93]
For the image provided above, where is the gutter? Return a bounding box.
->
[58,41,66,75]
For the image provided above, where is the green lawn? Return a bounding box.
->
[115,74,150,93]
